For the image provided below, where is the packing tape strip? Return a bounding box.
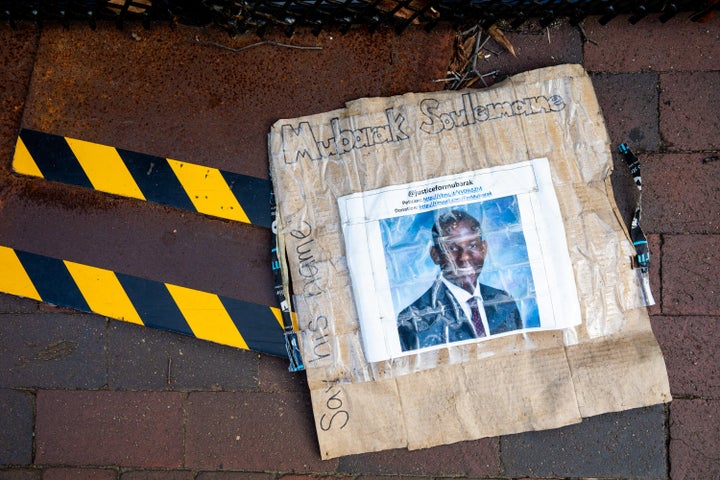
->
[0,245,287,356]
[13,128,273,229]
[618,143,655,306]
[618,143,649,271]
[270,183,303,371]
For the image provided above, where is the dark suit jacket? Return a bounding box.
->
[397,277,522,351]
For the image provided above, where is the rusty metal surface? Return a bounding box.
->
[1,22,454,307]
[20,23,453,176]
[0,24,39,184]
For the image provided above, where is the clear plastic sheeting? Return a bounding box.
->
[270,64,670,459]
[338,159,581,362]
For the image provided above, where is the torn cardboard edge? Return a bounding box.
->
[269,64,670,458]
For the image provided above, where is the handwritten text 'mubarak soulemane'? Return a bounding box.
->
[279,93,566,163]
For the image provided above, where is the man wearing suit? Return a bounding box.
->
[397,209,522,351]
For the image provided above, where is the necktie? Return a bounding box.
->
[468,297,486,337]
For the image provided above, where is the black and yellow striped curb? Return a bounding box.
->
[13,128,273,229]
[0,245,287,356]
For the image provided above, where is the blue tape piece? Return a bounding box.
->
[285,331,305,372]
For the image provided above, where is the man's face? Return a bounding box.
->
[430,219,487,293]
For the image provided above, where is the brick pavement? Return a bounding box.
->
[1,12,719,480]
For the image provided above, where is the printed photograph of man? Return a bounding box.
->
[396,209,522,351]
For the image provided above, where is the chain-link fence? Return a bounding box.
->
[2,0,717,33]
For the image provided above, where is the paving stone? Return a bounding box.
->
[37,304,81,314]
[277,476,346,480]
[185,391,334,472]
[108,321,258,391]
[0,294,39,314]
[662,235,720,315]
[583,14,720,73]
[43,468,117,480]
[337,438,500,477]
[651,316,720,398]
[0,390,33,466]
[0,470,41,480]
[36,390,184,468]
[670,399,720,480]
[357,476,428,480]
[501,405,667,479]
[0,314,106,389]
[660,72,720,151]
[471,22,583,86]
[643,154,720,234]
[120,471,193,480]
[195,474,272,480]
[258,354,307,393]
[591,72,660,152]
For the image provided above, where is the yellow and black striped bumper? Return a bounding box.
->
[0,245,287,356]
[14,128,273,228]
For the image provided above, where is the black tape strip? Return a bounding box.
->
[117,149,196,212]
[19,129,93,188]
[220,296,286,357]
[115,273,194,336]
[14,249,90,311]
[221,170,273,229]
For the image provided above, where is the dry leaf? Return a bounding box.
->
[108,0,152,14]
[375,0,437,24]
[485,24,517,57]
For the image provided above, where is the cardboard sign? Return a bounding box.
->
[269,64,671,459]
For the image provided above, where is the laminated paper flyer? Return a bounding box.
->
[338,159,581,362]
[269,64,671,458]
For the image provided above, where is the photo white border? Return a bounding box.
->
[338,158,581,362]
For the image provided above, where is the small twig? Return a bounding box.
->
[482,45,500,56]
[194,36,322,52]
[466,76,480,88]
[460,24,480,37]
[457,70,471,86]
[475,69,499,88]
[577,21,599,46]
[470,31,482,71]
[433,70,462,83]
[445,22,509,90]
[478,34,491,51]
